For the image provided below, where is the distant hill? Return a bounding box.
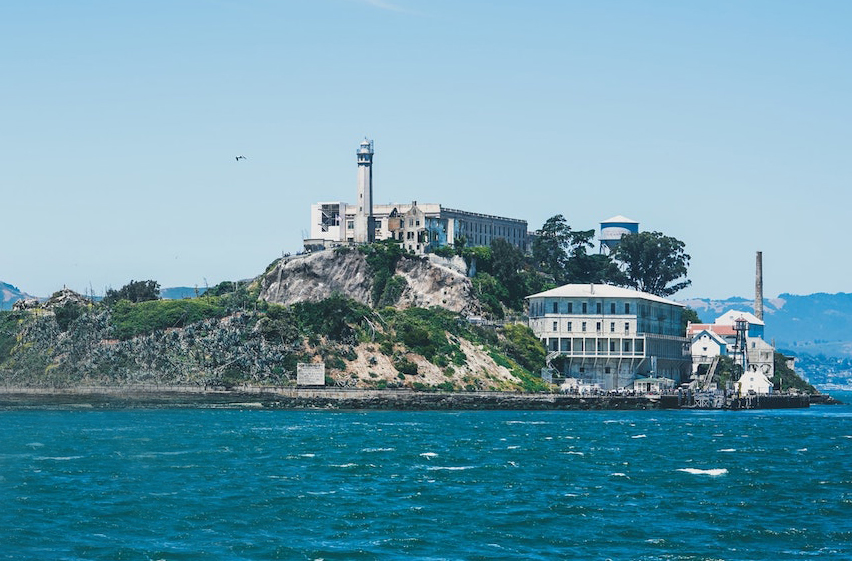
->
[1,281,206,309]
[160,287,206,300]
[680,292,852,358]
[0,282,37,311]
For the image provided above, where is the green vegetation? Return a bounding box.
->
[291,293,372,342]
[359,240,406,306]
[612,231,691,297]
[771,351,818,394]
[681,307,701,332]
[103,279,161,306]
[377,275,408,308]
[499,323,546,374]
[383,307,467,366]
[708,355,742,387]
[0,311,24,362]
[111,298,227,340]
[54,302,85,331]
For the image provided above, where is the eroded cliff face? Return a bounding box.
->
[258,249,476,313]
[259,250,374,306]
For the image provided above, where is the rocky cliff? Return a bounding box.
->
[258,249,477,313]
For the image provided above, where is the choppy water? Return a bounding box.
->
[1,395,851,560]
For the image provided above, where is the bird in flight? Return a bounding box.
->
[235,155,247,162]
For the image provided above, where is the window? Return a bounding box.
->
[605,367,611,374]
[596,302,602,314]
[567,322,572,331]
[552,321,558,331]
[567,302,573,313]
[582,303,588,314]
[596,322,601,332]
[610,341,616,352]
[610,302,616,314]
[610,322,615,333]
[553,302,558,314]
[347,221,354,230]
[624,323,630,334]
[581,322,587,332]
[625,303,631,314]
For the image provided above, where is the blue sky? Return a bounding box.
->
[3,0,850,300]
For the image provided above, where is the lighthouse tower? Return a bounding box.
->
[354,139,375,243]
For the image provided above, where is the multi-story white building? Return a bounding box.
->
[303,141,528,254]
[527,284,691,390]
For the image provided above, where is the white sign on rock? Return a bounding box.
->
[297,363,326,386]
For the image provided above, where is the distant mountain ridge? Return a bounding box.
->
[0,282,36,311]
[680,292,852,358]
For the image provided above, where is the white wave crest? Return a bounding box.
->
[420,452,438,458]
[631,434,647,439]
[426,466,475,471]
[678,468,728,476]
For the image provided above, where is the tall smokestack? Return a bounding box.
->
[755,251,764,321]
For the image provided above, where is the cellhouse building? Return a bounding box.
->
[527,284,691,390]
[304,139,528,255]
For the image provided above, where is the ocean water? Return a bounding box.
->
[1,395,851,560]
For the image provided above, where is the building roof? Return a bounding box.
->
[715,310,765,327]
[687,323,736,337]
[526,284,685,307]
[601,215,639,224]
[690,328,728,346]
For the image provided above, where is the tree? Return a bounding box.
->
[680,307,701,332]
[490,238,525,307]
[103,280,161,305]
[564,229,626,285]
[533,216,625,286]
[611,231,691,297]
[531,215,572,283]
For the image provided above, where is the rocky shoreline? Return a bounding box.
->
[0,386,663,410]
[0,386,834,410]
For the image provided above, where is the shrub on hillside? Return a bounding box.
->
[500,323,546,373]
[291,294,372,342]
[111,298,227,340]
[103,280,161,306]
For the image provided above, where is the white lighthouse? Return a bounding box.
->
[354,138,375,243]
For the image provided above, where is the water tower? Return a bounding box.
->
[599,215,639,253]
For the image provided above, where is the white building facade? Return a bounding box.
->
[690,329,728,374]
[303,141,528,254]
[527,284,691,390]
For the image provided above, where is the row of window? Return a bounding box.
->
[531,300,633,317]
[551,320,630,334]
[545,337,644,353]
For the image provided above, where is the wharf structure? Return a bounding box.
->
[304,140,528,255]
[527,284,691,390]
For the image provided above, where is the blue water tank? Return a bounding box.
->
[600,215,639,252]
